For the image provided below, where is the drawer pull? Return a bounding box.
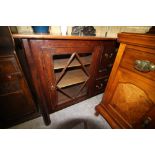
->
[104,53,109,59]
[96,83,103,89]
[134,60,155,72]
[7,75,12,79]
[104,78,108,82]
[50,84,54,90]
[105,53,113,59]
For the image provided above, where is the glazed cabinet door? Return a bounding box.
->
[41,46,98,111]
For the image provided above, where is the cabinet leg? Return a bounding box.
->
[95,111,99,116]
[43,115,51,125]
[41,108,51,125]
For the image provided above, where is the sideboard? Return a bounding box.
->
[11,34,117,126]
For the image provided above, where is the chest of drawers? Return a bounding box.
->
[96,33,155,128]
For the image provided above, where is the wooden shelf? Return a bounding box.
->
[57,83,87,105]
[54,55,91,70]
[56,69,88,88]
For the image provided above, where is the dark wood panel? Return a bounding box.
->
[0,56,19,74]
[0,27,14,56]
[0,27,38,128]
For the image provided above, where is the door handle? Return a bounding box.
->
[134,60,155,72]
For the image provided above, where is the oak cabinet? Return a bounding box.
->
[42,46,95,111]
[13,34,117,125]
[96,33,155,129]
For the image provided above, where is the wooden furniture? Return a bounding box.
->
[13,34,117,125]
[147,26,155,34]
[96,33,155,129]
[0,27,38,128]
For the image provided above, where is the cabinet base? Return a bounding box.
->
[95,104,122,129]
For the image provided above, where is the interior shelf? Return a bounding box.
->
[54,55,91,70]
[56,69,88,88]
[57,83,87,105]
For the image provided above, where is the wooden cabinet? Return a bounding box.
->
[96,33,155,129]
[13,34,117,125]
[42,46,94,111]
[0,27,38,128]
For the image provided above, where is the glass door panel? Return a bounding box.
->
[53,52,92,105]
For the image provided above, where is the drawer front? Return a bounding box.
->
[0,80,20,95]
[97,43,117,78]
[0,56,22,95]
[0,56,19,75]
[120,46,155,81]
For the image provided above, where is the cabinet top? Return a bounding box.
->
[118,32,155,48]
[12,34,116,41]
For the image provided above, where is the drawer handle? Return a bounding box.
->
[134,60,155,72]
[105,53,113,59]
[7,75,12,79]
[104,53,109,59]
[96,83,103,89]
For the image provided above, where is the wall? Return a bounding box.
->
[15,26,151,38]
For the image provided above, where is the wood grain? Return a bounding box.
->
[13,35,117,122]
[13,34,116,40]
[96,33,155,129]
[56,69,88,88]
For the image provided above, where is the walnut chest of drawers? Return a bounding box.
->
[96,33,155,129]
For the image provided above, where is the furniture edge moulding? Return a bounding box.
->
[95,43,127,128]
[21,38,51,125]
[117,32,155,48]
[12,34,117,41]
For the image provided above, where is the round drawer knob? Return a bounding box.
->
[96,83,103,89]
[7,75,12,79]
[104,53,109,59]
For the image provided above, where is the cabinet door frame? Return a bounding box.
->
[41,45,101,111]
[105,67,155,128]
